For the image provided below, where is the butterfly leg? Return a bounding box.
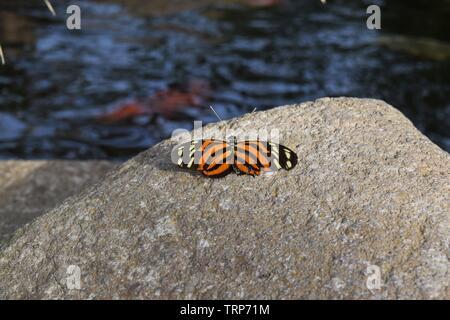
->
[235,163,261,177]
[232,164,245,175]
[247,162,261,177]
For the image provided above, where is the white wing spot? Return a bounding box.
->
[274,159,282,169]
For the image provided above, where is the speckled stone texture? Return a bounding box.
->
[0,161,116,246]
[0,98,448,299]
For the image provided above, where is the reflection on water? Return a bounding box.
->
[0,0,449,159]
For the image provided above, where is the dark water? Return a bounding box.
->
[0,0,449,159]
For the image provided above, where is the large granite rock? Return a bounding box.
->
[0,98,448,299]
[0,161,116,246]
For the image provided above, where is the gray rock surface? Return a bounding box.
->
[0,98,448,299]
[0,160,116,246]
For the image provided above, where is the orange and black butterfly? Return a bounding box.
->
[175,136,297,178]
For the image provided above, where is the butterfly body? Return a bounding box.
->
[175,136,297,178]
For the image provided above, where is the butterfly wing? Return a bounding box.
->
[235,140,297,176]
[175,139,233,178]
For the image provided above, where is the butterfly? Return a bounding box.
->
[174,136,298,178]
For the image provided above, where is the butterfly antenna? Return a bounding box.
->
[1,1,55,66]
[44,0,56,16]
[251,107,257,113]
[209,105,223,121]
[0,44,5,65]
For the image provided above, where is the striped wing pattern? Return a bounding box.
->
[177,139,233,178]
[176,138,297,178]
[235,140,297,176]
